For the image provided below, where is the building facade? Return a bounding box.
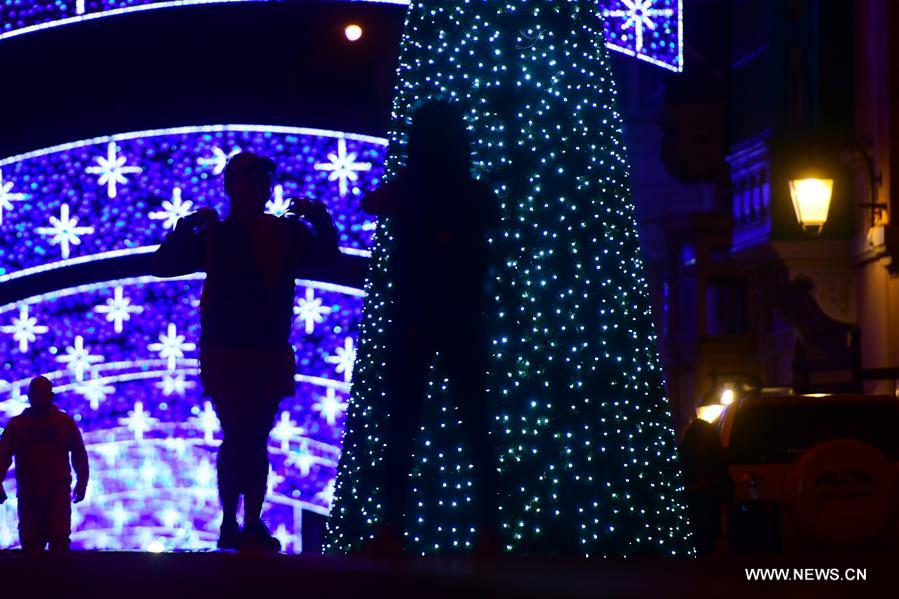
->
[625,0,898,432]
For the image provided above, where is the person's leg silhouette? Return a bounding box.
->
[241,397,281,550]
[215,401,242,549]
[46,488,72,552]
[18,496,48,552]
[442,324,499,538]
[211,379,282,551]
[380,320,431,539]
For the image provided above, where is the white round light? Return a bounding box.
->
[345,24,363,42]
[147,540,166,553]
[720,388,735,405]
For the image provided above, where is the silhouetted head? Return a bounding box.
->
[680,418,722,456]
[223,152,276,220]
[406,101,472,179]
[28,376,54,410]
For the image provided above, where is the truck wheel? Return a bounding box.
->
[785,438,897,546]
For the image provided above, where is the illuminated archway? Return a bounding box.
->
[0,125,385,552]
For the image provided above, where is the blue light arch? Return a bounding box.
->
[0,125,386,552]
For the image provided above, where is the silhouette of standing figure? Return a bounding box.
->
[0,376,89,552]
[678,418,734,555]
[152,152,338,551]
[362,101,501,551]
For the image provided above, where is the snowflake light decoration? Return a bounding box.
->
[149,187,194,230]
[265,185,293,218]
[85,142,143,199]
[288,449,317,477]
[197,145,242,175]
[192,401,220,444]
[156,373,195,397]
[0,168,28,226]
[325,336,356,382]
[272,411,305,453]
[294,287,331,334]
[35,204,95,259]
[148,323,197,371]
[1,305,49,353]
[120,401,159,440]
[57,335,104,382]
[95,286,144,333]
[77,375,116,410]
[312,387,347,426]
[601,0,682,71]
[315,137,373,198]
[0,387,28,419]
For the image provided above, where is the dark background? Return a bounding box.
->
[0,1,406,158]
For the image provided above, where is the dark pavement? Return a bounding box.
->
[0,550,895,598]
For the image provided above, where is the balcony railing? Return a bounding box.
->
[727,135,772,252]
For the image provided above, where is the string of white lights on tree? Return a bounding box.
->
[326,0,692,556]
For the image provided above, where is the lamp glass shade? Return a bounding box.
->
[696,403,725,423]
[720,388,735,405]
[789,178,833,233]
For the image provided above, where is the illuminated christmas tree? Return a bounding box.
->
[327,0,692,556]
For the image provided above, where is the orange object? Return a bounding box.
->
[718,393,899,552]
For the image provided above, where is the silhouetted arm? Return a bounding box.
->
[360,182,397,217]
[68,419,89,503]
[151,209,217,277]
[292,200,340,267]
[0,421,16,502]
[474,180,502,231]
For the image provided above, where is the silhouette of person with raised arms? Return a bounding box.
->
[362,101,501,552]
[152,152,339,551]
[0,376,89,552]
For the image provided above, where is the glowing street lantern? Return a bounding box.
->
[720,388,735,405]
[696,403,725,423]
[789,178,834,234]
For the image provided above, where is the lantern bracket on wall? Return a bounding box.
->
[840,143,885,231]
